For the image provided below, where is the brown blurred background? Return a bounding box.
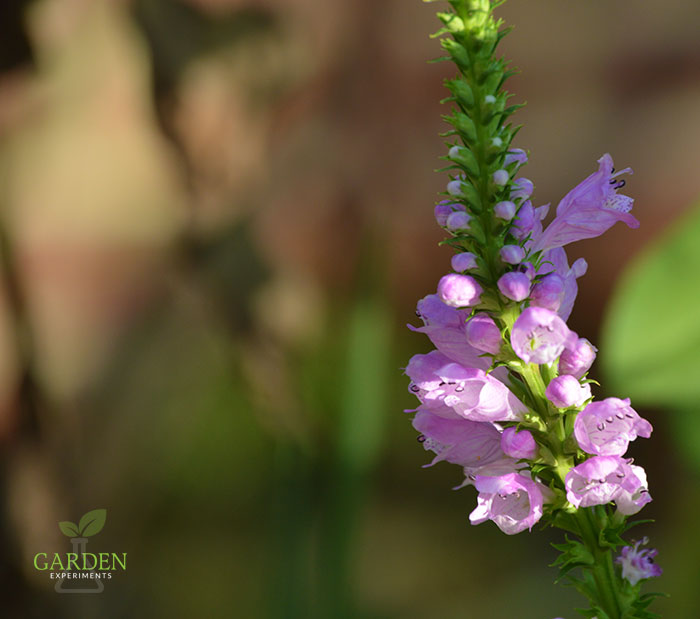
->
[0,0,699,617]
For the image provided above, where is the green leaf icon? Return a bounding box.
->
[78,509,107,537]
[58,521,80,537]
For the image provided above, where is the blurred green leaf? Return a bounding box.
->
[79,509,107,537]
[602,201,700,405]
[602,200,700,468]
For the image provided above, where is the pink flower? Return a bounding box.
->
[510,307,577,364]
[564,456,650,512]
[574,397,652,456]
[558,337,597,378]
[470,473,547,534]
[438,274,483,307]
[545,375,591,409]
[537,248,588,321]
[498,272,530,301]
[465,313,502,355]
[412,410,505,468]
[616,538,662,585]
[534,154,639,252]
[500,427,537,459]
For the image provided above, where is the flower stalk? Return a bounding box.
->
[406,1,664,617]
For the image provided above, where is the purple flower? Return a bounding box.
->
[500,427,537,459]
[574,397,652,456]
[511,307,577,364]
[530,273,565,312]
[493,169,509,186]
[498,272,530,301]
[538,248,588,321]
[615,464,653,515]
[446,211,472,233]
[434,200,465,227]
[409,296,495,370]
[511,177,534,201]
[451,252,478,272]
[500,244,526,265]
[495,200,516,220]
[559,337,597,378]
[510,201,536,240]
[504,148,528,167]
[545,375,591,409]
[412,410,504,468]
[434,364,528,422]
[405,353,523,421]
[564,456,649,511]
[469,473,547,534]
[465,313,502,355]
[534,154,639,252]
[616,538,662,585]
[437,274,482,307]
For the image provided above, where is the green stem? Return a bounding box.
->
[575,508,623,619]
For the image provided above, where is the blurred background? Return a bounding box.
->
[0,0,699,617]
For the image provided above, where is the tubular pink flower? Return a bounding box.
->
[451,252,478,272]
[564,456,647,510]
[438,274,482,307]
[412,410,505,468]
[465,313,502,355]
[500,244,526,265]
[534,154,639,252]
[409,296,495,370]
[500,427,537,459]
[530,273,565,312]
[494,200,516,220]
[574,397,652,456]
[469,473,546,535]
[434,200,466,227]
[497,272,530,301]
[511,307,577,364]
[559,337,597,378]
[538,248,588,321]
[545,375,591,409]
[434,364,528,422]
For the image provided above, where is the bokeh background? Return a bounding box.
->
[0,0,699,617]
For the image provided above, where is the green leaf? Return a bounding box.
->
[78,509,107,537]
[602,200,700,470]
[58,521,80,537]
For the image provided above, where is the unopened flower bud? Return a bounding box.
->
[494,200,516,220]
[500,244,525,265]
[434,200,465,227]
[437,274,482,307]
[491,137,503,148]
[493,169,509,186]
[559,338,597,379]
[510,201,536,240]
[465,313,501,354]
[484,94,496,104]
[497,272,530,302]
[511,177,534,200]
[545,375,591,408]
[500,427,537,459]
[519,262,536,280]
[530,273,565,311]
[451,252,478,272]
[447,179,465,196]
[446,211,472,233]
[505,148,528,167]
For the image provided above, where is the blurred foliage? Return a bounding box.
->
[602,198,700,617]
